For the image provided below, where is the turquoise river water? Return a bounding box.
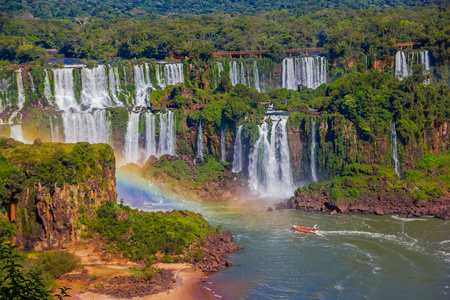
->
[117,172,450,299]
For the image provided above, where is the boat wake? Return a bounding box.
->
[391,215,427,222]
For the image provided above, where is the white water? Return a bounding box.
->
[62,110,111,144]
[123,112,141,163]
[163,63,184,86]
[390,118,401,177]
[221,126,226,162]
[282,57,327,90]
[108,66,123,106]
[44,70,53,105]
[145,112,157,160]
[10,125,26,143]
[49,116,55,142]
[16,70,25,110]
[158,110,176,157]
[310,117,318,182]
[232,124,244,173]
[395,50,430,83]
[134,64,153,107]
[253,60,261,92]
[28,73,36,94]
[248,118,294,198]
[53,68,78,111]
[197,117,204,161]
[81,65,113,108]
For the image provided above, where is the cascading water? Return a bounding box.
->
[10,125,26,143]
[134,64,153,107]
[390,118,401,177]
[197,117,204,161]
[53,68,78,111]
[221,126,226,162]
[282,57,327,90]
[232,124,244,173]
[310,117,318,182]
[49,116,55,142]
[123,112,141,163]
[158,110,176,157]
[229,61,239,86]
[62,110,111,144]
[108,66,123,106]
[253,61,261,92]
[163,63,184,86]
[145,112,157,160]
[395,50,430,83]
[248,118,294,197]
[28,73,36,94]
[240,62,246,86]
[16,70,25,110]
[81,65,112,108]
[44,70,53,104]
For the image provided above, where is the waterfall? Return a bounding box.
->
[390,118,401,177]
[145,112,157,160]
[53,68,78,111]
[310,117,318,182]
[229,61,239,86]
[156,64,164,88]
[282,57,327,90]
[44,70,53,104]
[158,110,176,157]
[10,125,26,143]
[221,126,226,162]
[248,118,294,198]
[123,112,141,163]
[232,124,244,173]
[163,63,184,86]
[28,73,36,94]
[62,110,111,144]
[253,61,261,92]
[395,50,430,83]
[16,70,25,110]
[134,64,153,107]
[196,117,204,161]
[108,66,123,106]
[240,62,246,85]
[419,50,430,85]
[81,65,112,108]
[282,58,296,90]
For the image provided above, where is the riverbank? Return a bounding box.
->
[58,242,208,300]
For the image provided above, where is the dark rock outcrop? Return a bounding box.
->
[195,230,243,272]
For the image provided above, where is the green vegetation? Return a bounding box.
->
[296,152,450,202]
[0,243,71,299]
[88,201,217,263]
[2,0,445,19]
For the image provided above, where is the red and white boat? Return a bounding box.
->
[292,225,320,234]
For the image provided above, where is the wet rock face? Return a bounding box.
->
[195,230,244,272]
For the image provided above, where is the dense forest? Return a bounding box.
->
[0,4,448,67]
[1,0,447,19]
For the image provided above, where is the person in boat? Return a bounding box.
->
[312,225,319,231]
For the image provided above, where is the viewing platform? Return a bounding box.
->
[397,42,423,49]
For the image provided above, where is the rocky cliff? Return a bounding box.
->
[0,138,116,250]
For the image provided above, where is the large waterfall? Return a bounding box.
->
[44,70,53,104]
[123,112,141,163]
[232,124,244,173]
[310,117,318,182]
[197,117,204,161]
[62,110,111,144]
[229,61,261,91]
[248,118,294,197]
[81,65,113,109]
[53,68,78,110]
[164,63,184,86]
[145,112,157,159]
[158,110,176,157]
[10,125,26,143]
[390,118,401,177]
[16,70,25,110]
[134,64,153,107]
[282,57,327,90]
[395,50,430,83]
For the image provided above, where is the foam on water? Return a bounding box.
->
[391,215,427,222]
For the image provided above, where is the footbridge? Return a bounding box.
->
[214,47,324,59]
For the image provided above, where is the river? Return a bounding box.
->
[117,171,450,299]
